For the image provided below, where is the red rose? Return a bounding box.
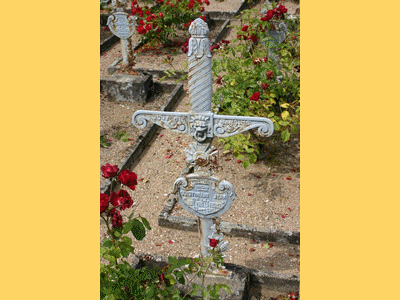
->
[268,243,274,248]
[241,25,248,31]
[205,0,210,5]
[273,8,278,13]
[156,28,161,33]
[266,9,274,20]
[145,23,152,31]
[137,19,144,25]
[201,7,205,12]
[210,44,220,51]
[159,12,164,17]
[103,26,109,31]
[112,211,123,228]
[262,83,270,90]
[209,238,218,248]
[118,169,138,190]
[200,15,206,22]
[137,26,147,34]
[132,0,137,4]
[146,16,152,22]
[266,71,274,79]
[263,57,268,62]
[247,35,257,43]
[216,76,222,84]
[250,92,260,101]
[221,39,230,44]
[110,190,133,210]
[145,10,151,15]
[100,193,109,213]
[184,23,189,28]
[278,5,288,14]
[101,164,119,178]
[188,2,194,8]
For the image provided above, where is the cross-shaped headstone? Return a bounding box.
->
[132,18,274,262]
[107,1,136,65]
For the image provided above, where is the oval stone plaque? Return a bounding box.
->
[173,173,236,218]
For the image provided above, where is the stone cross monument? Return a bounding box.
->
[107,0,136,65]
[132,18,274,260]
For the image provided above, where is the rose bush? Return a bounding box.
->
[131,0,207,46]
[210,2,300,168]
[100,164,231,299]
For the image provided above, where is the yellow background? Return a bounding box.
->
[1,0,399,299]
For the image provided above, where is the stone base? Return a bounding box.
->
[100,73,153,103]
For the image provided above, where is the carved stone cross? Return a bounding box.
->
[107,3,136,65]
[132,18,274,260]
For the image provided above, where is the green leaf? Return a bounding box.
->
[165,274,175,285]
[281,111,289,121]
[113,230,121,238]
[249,153,257,164]
[281,129,290,142]
[242,160,250,169]
[291,124,298,134]
[139,214,151,230]
[121,236,132,245]
[127,213,134,220]
[122,220,133,234]
[168,256,178,265]
[104,294,115,300]
[130,219,146,241]
[102,239,112,248]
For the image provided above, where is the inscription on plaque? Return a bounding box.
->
[174,173,236,219]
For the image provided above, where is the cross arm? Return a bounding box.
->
[132,110,190,135]
[213,115,274,138]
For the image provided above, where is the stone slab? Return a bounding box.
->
[159,194,300,245]
[100,73,154,103]
[100,82,183,195]
[207,0,249,19]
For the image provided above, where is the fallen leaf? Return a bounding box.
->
[250,248,255,252]
[138,178,144,182]
[281,214,286,218]
[286,177,292,180]
[268,243,274,248]
[291,168,296,172]
[288,253,294,256]
[237,160,242,163]
[168,240,173,244]
[272,174,276,176]
[256,175,261,178]
[248,193,252,196]
[156,243,162,246]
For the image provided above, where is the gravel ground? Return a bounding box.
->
[100,1,300,299]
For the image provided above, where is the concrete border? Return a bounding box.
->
[206,0,250,19]
[158,194,300,245]
[130,253,299,299]
[107,19,230,78]
[100,81,184,195]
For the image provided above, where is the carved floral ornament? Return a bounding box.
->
[132,111,274,142]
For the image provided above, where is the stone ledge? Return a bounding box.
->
[100,82,184,195]
[207,0,250,19]
[158,194,300,245]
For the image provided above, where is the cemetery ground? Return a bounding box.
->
[100,1,300,299]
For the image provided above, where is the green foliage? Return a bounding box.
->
[101,174,231,299]
[101,135,111,148]
[211,5,300,167]
[217,134,258,169]
[115,131,130,142]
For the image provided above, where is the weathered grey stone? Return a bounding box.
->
[101,74,153,103]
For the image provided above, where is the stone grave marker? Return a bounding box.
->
[107,0,135,65]
[132,18,274,274]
